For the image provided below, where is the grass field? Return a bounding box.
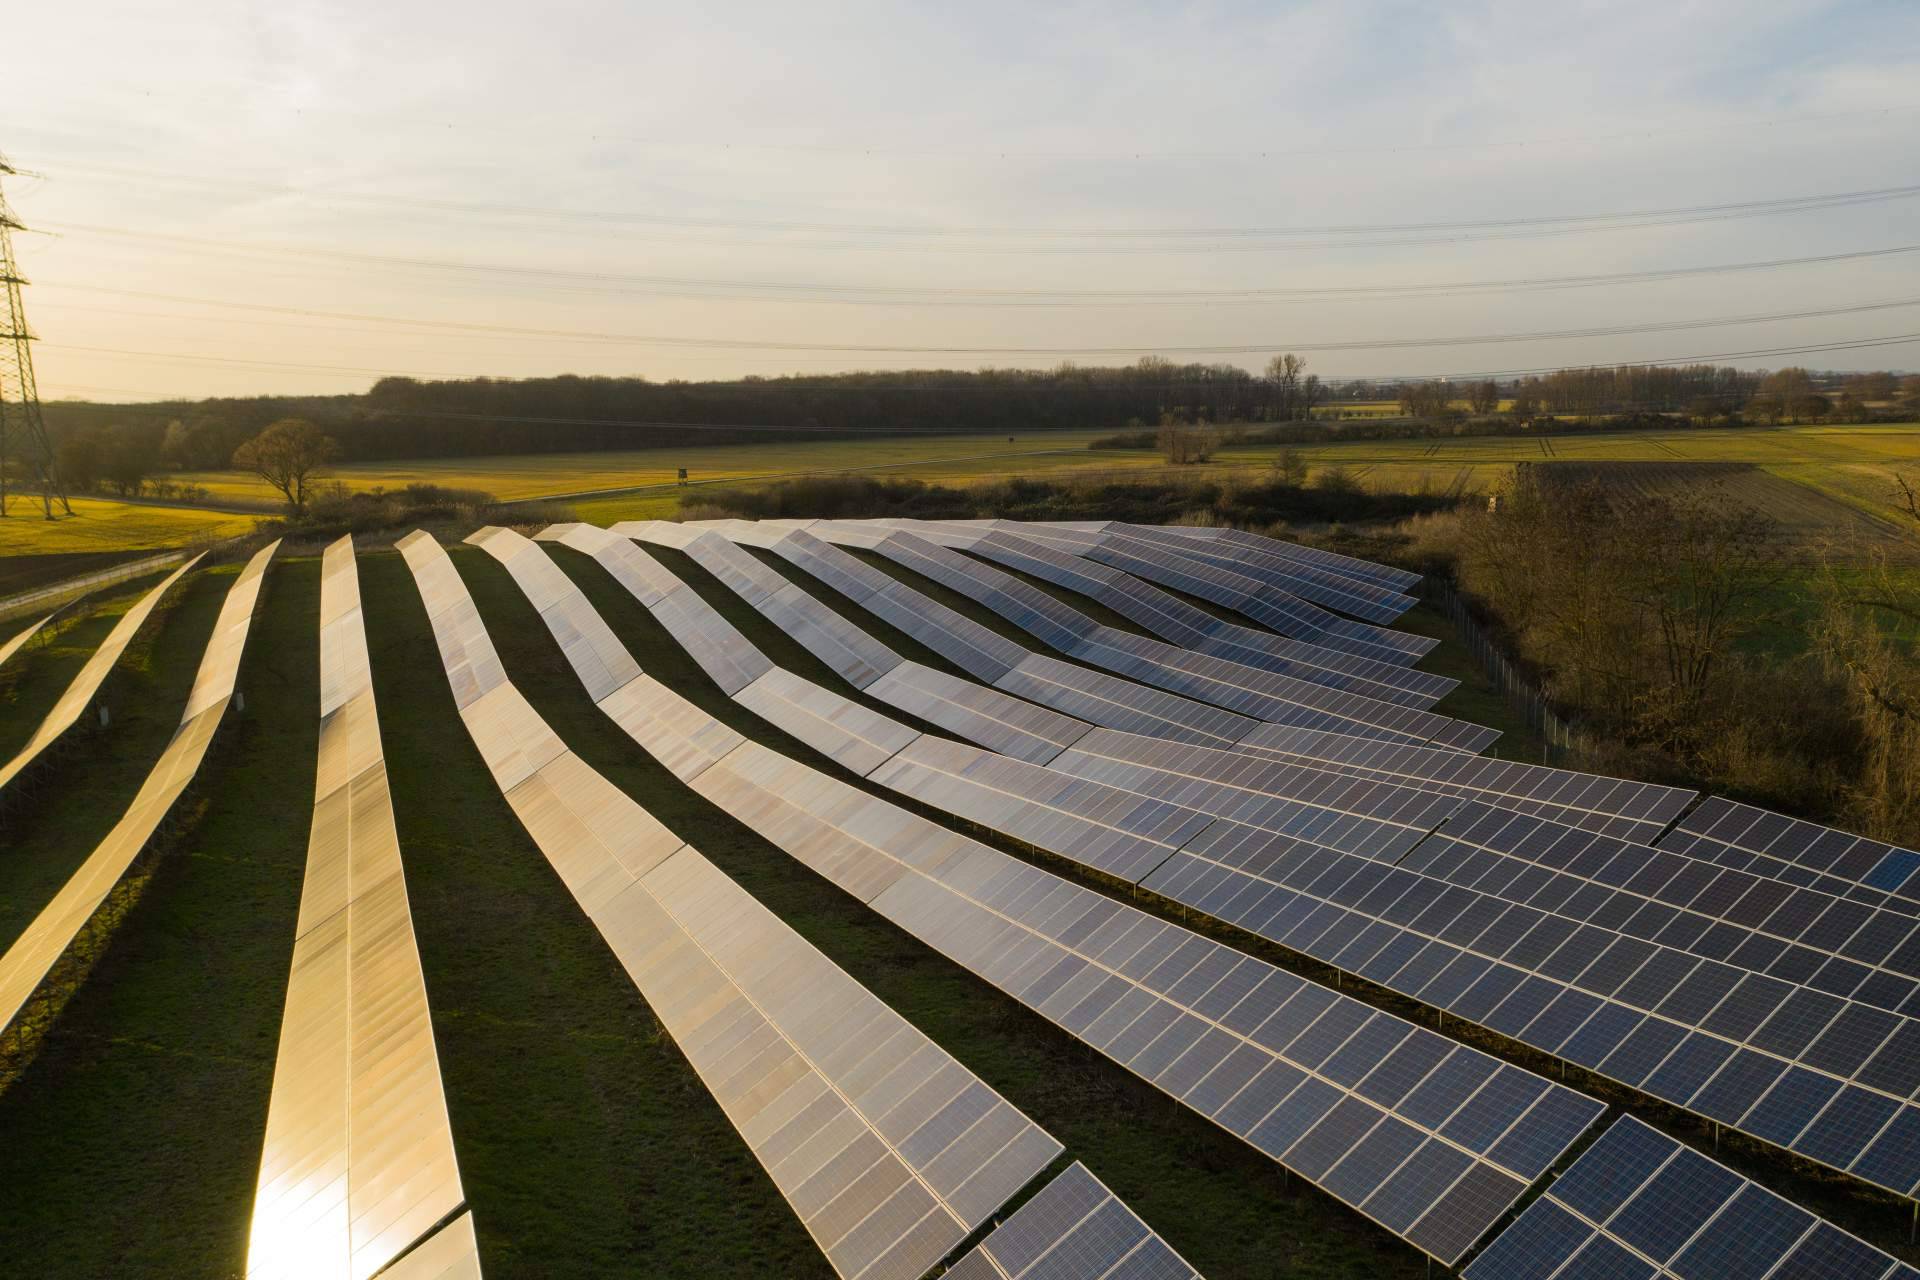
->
[172,430,1128,505]
[0,501,259,595]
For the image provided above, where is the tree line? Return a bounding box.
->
[13,359,1917,502]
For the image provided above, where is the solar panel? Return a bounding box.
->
[1150,524,1423,596]
[377,1212,482,1280]
[992,655,1260,749]
[688,741,1603,1266]
[247,535,472,1280]
[1411,801,1920,1022]
[0,613,52,673]
[633,527,905,689]
[1043,528,1429,668]
[840,525,1451,717]
[943,1162,1201,1280]
[1659,796,1920,918]
[1464,1115,1909,1280]
[399,531,1062,1280]
[870,736,1212,884]
[865,663,1091,765]
[1070,628,1492,751]
[1046,730,1463,863]
[0,553,205,796]
[735,667,923,776]
[1117,523,1418,625]
[0,542,277,1036]
[1142,817,1920,1200]
[1235,723,1695,843]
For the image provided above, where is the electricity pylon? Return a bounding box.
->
[0,151,68,518]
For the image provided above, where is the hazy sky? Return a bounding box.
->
[5,0,1919,399]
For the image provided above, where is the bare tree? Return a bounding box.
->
[1264,353,1324,422]
[1467,381,1500,415]
[233,418,339,513]
[1273,447,1309,486]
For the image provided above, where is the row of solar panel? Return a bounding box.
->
[942,1162,1200,1280]
[0,553,204,798]
[406,531,1077,1280]
[1146,825,1920,1199]
[618,520,1920,1033]
[247,536,474,1280]
[990,520,1431,667]
[0,543,278,1039]
[887,520,1458,707]
[1048,733,1920,1018]
[720,522,1490,750]
[477,528,1605,1266]
[564,518,1920,1205]
[797,523,1487,750]
[1466,1116,1915,1280]
[648,521,1701,850]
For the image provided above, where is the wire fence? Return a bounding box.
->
[1426,579,1588,763]
[0,533,259,623]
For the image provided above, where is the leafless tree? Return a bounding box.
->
[233,418,339,513]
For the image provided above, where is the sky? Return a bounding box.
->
[3,0,1919,400]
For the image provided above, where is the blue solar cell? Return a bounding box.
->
[1213,1059,1305,1128]
[1441,1067,1549,1154]
[1460,1196,1588,1279]
[1489,1089,1604,1182]
[1668,1183,1814,1280]
[1642,1033,1737,1103]
[1849,1106,1920,1196]
[1773,1220,1909,1280]
[1366,1138,1476,1235]
[1741,1067,1843,1149]
[1549,1118,1676,1225]
[1283,1095,1383,1179]
[1794,1087,1901,1171]
[1555,1236,1659,1280]
[1606,1147,1742,1263]
[1691,1050,1787,1125]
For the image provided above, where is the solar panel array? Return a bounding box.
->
[0,542,277,1036]
[1144,816,1920,1199]
[806,524,1488,751]
[1116,522,1418,625]
[940,1162,1201,1280]
[484,518,1920,1269]
[616,521,1261,750]
[475,524,1606,1266]
[1408,801,1920,1025]
[0,553,205,797]
[1150,524,1423,595]
[583,520,1920,1205]
[1660,796,1920,917]
[686,743,1603,1266]
[400,530,1063,1280]
[997,520,1432,668]
[1465,1116,1918,1280]
[708,521,1491,754]
[247,535,473,1280]
[850,521,1447,709]
[1237,723,1695,844]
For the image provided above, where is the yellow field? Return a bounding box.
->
[1215,423,1920,527]
[172,430,1131,505]
[0,498,257,560]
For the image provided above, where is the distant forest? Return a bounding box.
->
[35,358,1916,478]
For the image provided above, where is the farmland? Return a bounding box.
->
[0,500,260,596]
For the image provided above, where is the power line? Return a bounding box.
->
[18,98,1920,164]
[36,295,1920,361]
[36,242,1920,310]
[35,178,1920,255]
